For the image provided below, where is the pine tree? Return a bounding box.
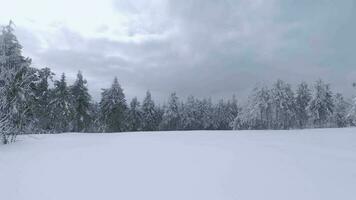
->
[70,71,91,132]
[127,97,142,131]
[160,92,181,130]
[99,77,127,132]
[295,82,312,128]
[141,91,159,131]
[49,73,73,132]
[308,80,334,128]
[0,22,35,143]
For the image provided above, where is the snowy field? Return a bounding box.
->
[1,128,356,200]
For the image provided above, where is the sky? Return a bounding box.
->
[1,0,355,102]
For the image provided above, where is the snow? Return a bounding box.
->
[1,128,356,200]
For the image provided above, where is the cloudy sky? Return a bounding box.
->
[1,0,355,102]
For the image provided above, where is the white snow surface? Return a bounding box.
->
[1,128,356,200]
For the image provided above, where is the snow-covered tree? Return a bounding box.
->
[295,82,312,128]
[127,97,142,131]
[160,92,181,130]
[347,83,356,126]
[181,96,201,130]
[271,80,295,129]
[0,22,35,143]
[32,67,54,131]
[332,93,350,128]
[99,77,127,132]
[70,71,91,132]
[308,80,334,128]
[141,91,159,131]
[49,73,73,132]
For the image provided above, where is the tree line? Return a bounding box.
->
[233,80,356,130]
[1,23,356,144]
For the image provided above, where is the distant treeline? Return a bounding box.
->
[1,23,356,144]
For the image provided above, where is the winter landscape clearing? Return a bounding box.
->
[1,128,356,200]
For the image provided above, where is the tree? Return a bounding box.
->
[127,97,143,131]
[0,22,35,143]
[333,93,350,128]
[32,67,54,131]
[160,92,181,130]
[347,83,356,125]
[70,71,91,132]
[271,80,295,129]
[141,91,159,131]
[295,82,312,128]
[49,73,73,132]
[99,77,127,132]
[308,80,334,128]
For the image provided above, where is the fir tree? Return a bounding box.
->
[99,77,127,132]
[50,73,73,132]
[70,71,91,132]
[160,92,181,130]
[127,97,142,131]
[141,91,158,131]
[0,22,35,143]
[32,67,54,130]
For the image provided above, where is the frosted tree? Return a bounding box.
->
[160,92,181,130]
[234,86,272,130]
[32,67,54,131]
[70,71,91,132]
[181,96,201,130]
[200,98,217,130]
[49,73,73,132]
[271,80,295,129]
[308,80,334,128]
[214,99,232,130]
[141,91,159,131]
[332,93,350,128]
[127,97,142,131]
[0,22,35,143]
[99,77,127,132]
[295,82,312,128]
[347,83,356,125]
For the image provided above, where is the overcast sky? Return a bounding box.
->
[1,0,355,102]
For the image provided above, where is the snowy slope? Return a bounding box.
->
[1,128,356,200]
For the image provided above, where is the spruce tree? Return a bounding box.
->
[70,71,91,132]
[141,91,158,131]
[0,22,35,143]
[160,92,181,130]
[50,73,73,132]
[99,77,127,132]
[127,97,142,131]
[32,67,54,130]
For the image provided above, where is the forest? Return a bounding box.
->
[1,23,356,144]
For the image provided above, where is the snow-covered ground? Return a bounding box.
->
[1,128,356,200]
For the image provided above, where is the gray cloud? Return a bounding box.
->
[15,0,356,103]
